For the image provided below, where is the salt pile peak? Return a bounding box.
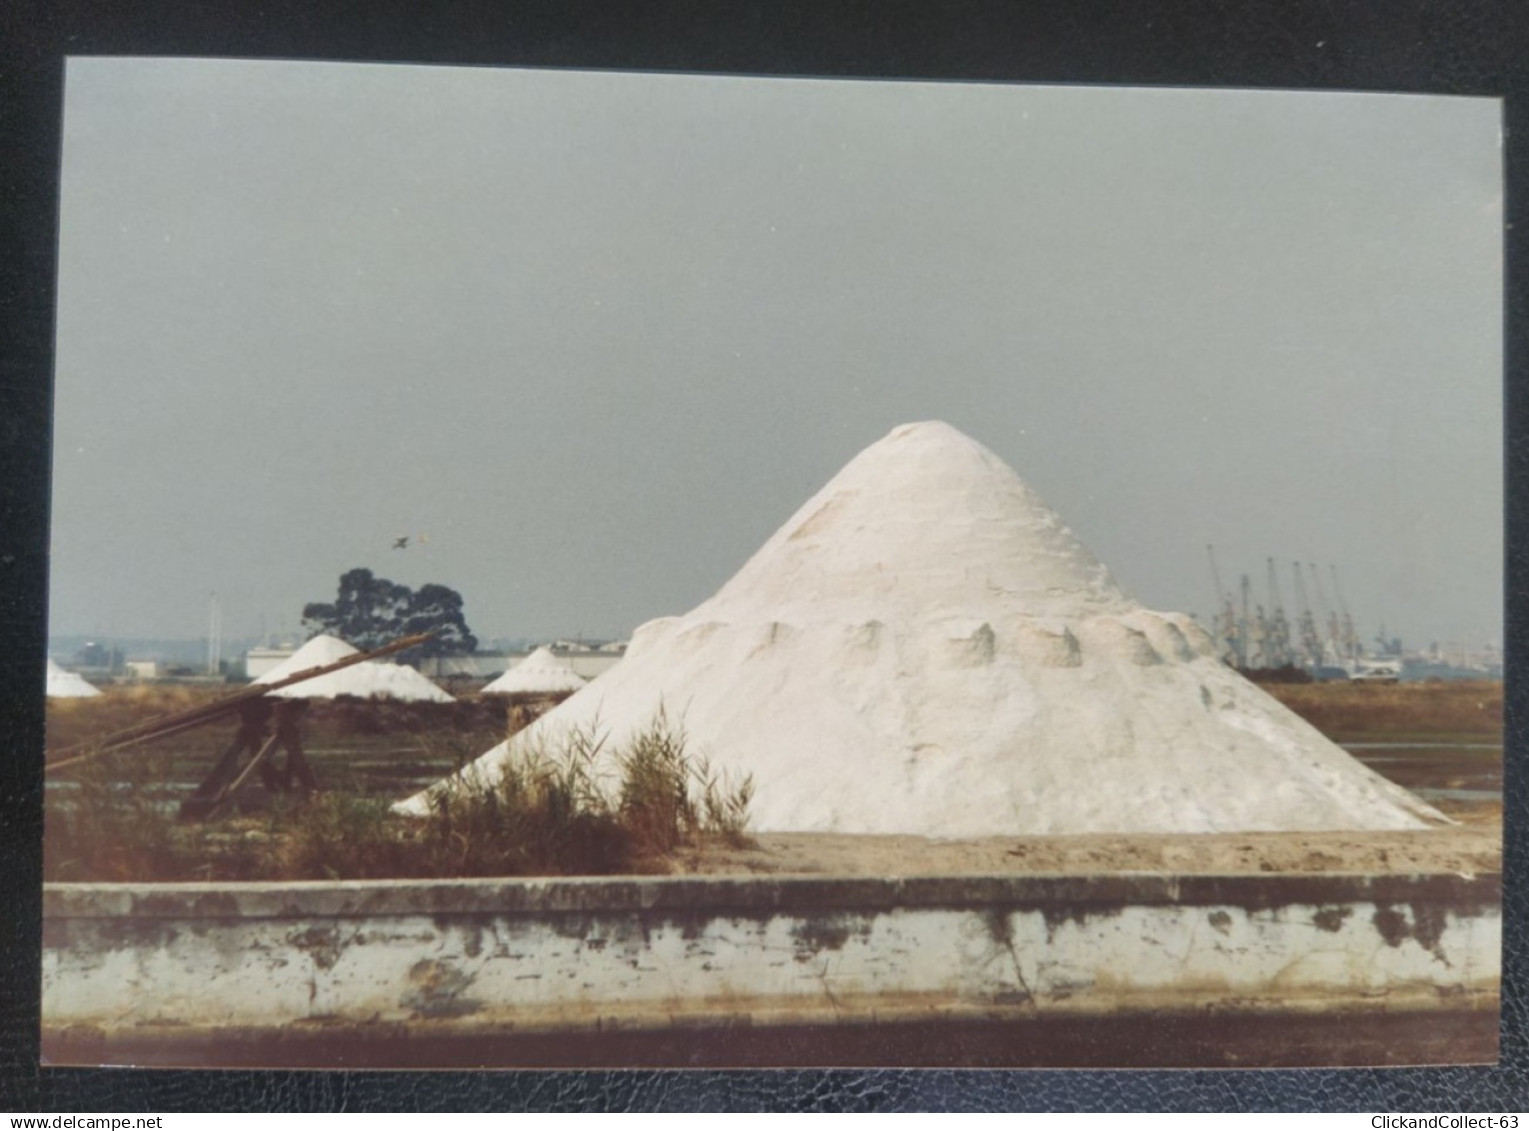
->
[253,635,358,683]
[697,420,1130,625]
[258,635,453,703]
[483,646,586,695]
[402,421,1443,835]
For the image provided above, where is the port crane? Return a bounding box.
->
[1264,557,1293,668]
[1290,561,1324,668]
[1207,553,1377,676]
[1206,545,1240,665]
[1329,564,1361,665]
[1308,562,1362,668]
[1239,573,1269,669]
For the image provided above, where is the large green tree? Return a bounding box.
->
[301,568,478,659]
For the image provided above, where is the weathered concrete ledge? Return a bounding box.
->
[42,871,1501,1068]
[42,869,1502,918]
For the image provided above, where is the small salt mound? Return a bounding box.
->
[402,421,1443,835]
[482,646,586,695]
[46,658,101,698]
[258,635,453,703]
[253,635,359,684]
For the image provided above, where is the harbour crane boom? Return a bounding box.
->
[1265,557,1291,668]
[1330,564,1360,664]
[1308,562,1340,665]
[1206,545,1238,665]
[1292,561,1322,669]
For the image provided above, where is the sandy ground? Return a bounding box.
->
[673,813,1501,877]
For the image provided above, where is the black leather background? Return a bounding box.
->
[2,0,1523,1112]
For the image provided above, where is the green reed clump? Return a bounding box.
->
[419,716,625,875]
[418,706,755,875]
[616,706,754,853]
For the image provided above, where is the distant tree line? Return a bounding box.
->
[302,568,477,660]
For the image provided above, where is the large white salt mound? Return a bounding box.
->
[257,635,453,703]
[482,646,586,695]
[401,421,1444,835]
[46,658,100,698]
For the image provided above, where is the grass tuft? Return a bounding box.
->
[421,706,755,875]
[43,705,754,881]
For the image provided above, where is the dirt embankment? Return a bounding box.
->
[675,825,1500,878]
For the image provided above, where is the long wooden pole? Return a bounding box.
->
[46,633,436,771]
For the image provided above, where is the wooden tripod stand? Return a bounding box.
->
[179,698,316,820]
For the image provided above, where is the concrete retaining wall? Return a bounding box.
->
[42,872,1500,1066]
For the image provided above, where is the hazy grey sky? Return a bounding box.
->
[51,59,1502,650]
